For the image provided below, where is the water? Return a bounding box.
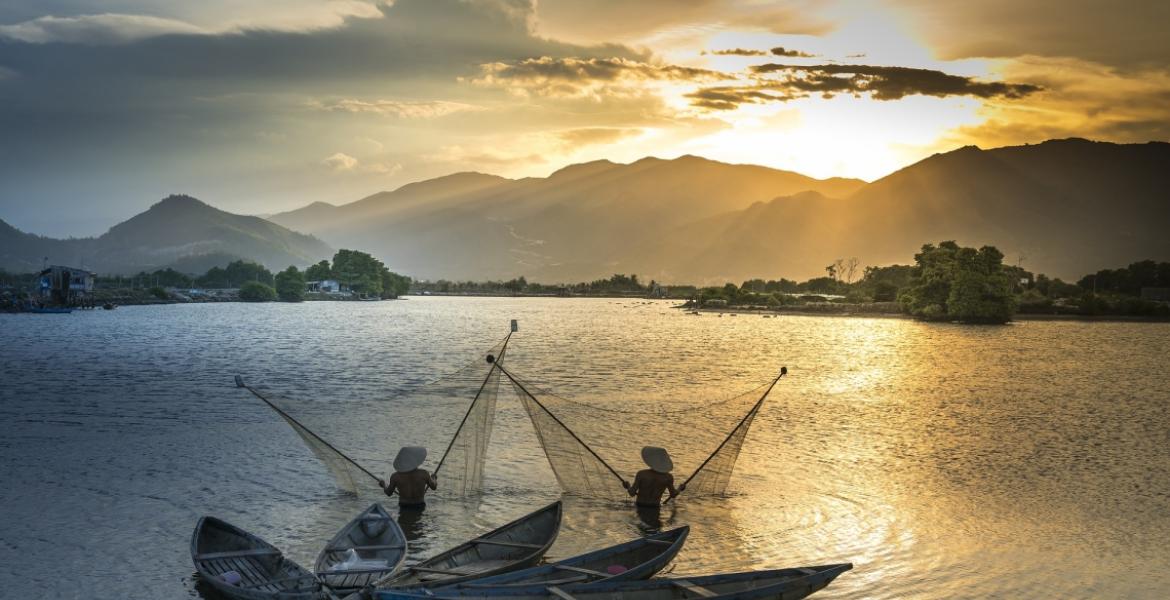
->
[1,298,1168,599]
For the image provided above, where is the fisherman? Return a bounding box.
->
[379,446,437,510]
[623,446,684,507]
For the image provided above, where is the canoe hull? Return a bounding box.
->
[191,516,326,600]
[375,564,853,600]
[430,526,690,595]
[316,504,408,594]
[375,502,563,590]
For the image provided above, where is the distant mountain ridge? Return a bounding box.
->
[0,195,332,274]
[5,140,1166,283]
[268,154,869,281]
[270,140,1170,282]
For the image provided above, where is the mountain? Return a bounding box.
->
[0,195,333,274]
[268,155,867,281]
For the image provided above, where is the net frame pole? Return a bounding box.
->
[667,367,787,503]
[495,362,631,489]
[235,375,381,483]
[433,330,512,477]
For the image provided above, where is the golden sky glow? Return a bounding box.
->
[1,0,1167,234]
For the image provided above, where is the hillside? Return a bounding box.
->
[0,195,333,275]
[269,155,868,281]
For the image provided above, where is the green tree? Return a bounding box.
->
[305,260,332,281]
[331,249,385,297]
[900,241,1016,324]
[274,266,306,302]
[239,280,276,302]
[379,268,411,299]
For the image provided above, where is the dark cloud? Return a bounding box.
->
[708,48,768,56]
[684,86,797,111]
[770,47,815,58]
[0,0,647,233]
[476,56,722,84]
[753,63,1040,99]
[684,63,1041,110]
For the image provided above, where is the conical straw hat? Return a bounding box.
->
[393,446,427,473]
[641,446,673,473]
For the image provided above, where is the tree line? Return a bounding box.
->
[79,249,412,302]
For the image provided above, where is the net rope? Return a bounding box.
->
[241,336,508,496]
[432,337,510,497]
[497,365,784,500]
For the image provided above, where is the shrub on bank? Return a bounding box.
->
[239,281,276,302]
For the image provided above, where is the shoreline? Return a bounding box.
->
[685,305,1170,323]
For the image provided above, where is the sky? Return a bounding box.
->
[1,0,1168,236]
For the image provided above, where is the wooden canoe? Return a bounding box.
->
[373,564,852,600]
[374,502,562,590]
[316,504,408,594]
[418,526,689,596]
[191,516,327,600]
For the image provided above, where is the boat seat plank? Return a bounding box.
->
[471,539,543,549]
[231,558,271,588]
[553,565,609,577]
[195,548,281,560]
[323,566,394,575]
[326,544,406,552]
[546,586,579,600]
[409,566,473,576]
[464,575,589,588]
[239,573,318,589]
[674,580,718,598]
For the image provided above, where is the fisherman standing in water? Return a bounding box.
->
[379,446,437,510]
[624,446,683,507]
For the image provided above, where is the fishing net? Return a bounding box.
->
[432,341,509,497]
[497,367,784,500]
[239,336,510,496]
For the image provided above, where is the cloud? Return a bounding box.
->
[322,152,358,171]
[310,98,484,119]
[938,56,1170,148]
[889,0,1170,71]
[707,48,768,56]
[684,86,798,111]
[557,127,641,148]
[471,56,725,98]
[771,47,815,58]
[532,0,832,44]
[0,14,205,45]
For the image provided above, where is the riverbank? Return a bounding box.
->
[686,304,1170,323]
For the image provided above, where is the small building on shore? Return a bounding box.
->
[307,279,344,294]
[38,265,95,306]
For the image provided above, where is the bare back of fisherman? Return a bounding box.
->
[624,446,682,507]
[380,446,437,510]
[630,469,676,506]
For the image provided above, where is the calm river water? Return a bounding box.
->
[1,298,1168,599]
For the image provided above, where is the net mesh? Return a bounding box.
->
[508,377,628,500]
[498,367,782,500]
[433,340,509,497]
[683,398,764,495]
[273,409,370,494]
[246,336,509,496]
